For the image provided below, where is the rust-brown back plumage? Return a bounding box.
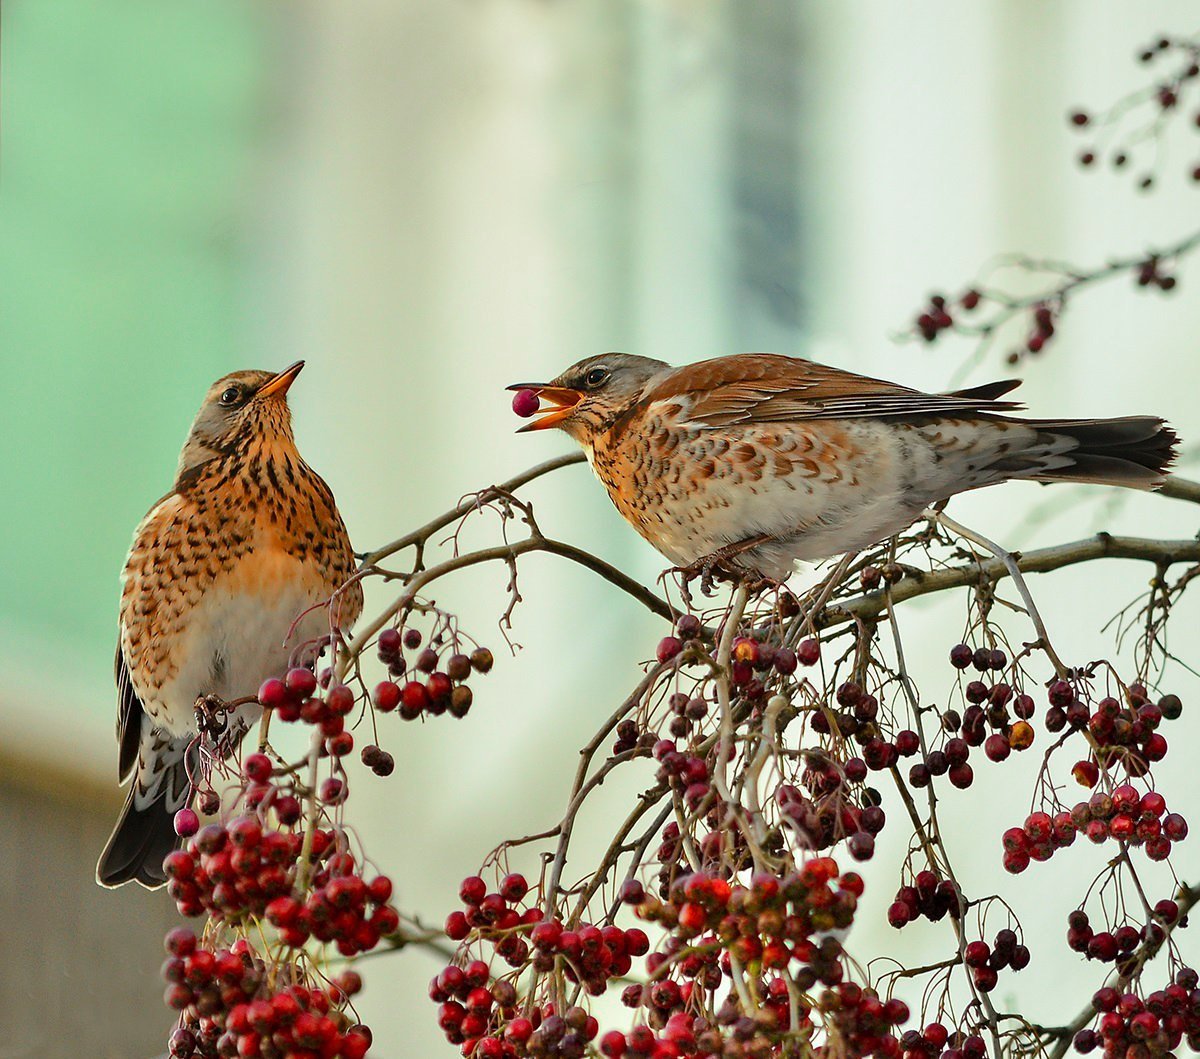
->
[512,352,1178,578]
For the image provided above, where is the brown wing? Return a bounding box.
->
[647,353,1024,427]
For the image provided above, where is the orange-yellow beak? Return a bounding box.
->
[506,383,583,432]
[257,361,305,400]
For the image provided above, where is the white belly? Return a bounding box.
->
[145,561,334,736]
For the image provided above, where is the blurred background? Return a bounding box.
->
[3,2,1199,1056]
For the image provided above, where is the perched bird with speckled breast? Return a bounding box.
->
[510,353,1178,580]
[97,361,361,888]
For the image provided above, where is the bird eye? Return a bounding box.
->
[584,367,610,389]
[219,386,241,407]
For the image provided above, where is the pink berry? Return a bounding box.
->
[243,753,273,783]
[656,636,683,663]
[257,677,288,709]
[511,389,541,418]
[173,808,199,837]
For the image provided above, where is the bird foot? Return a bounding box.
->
[194,694,230,738]
[668,535,781,600]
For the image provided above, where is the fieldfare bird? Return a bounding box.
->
[97,362,361,888]
[509,353,1177,580]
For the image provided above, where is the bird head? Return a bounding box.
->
[508,353,670,443]
[177,361,305,479]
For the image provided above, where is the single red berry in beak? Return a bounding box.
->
[512,388,541,418]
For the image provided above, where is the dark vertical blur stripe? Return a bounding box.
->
[729,2,805,338]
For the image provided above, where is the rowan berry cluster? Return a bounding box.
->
[1066,902,1181,967]
[1069,34,1200,187]
[886,870,962,930]
[1074,967,1200,1055]
[161,930,371,1059]
[164,807,398,958]
[372,626,494,723]
[1002,784,1186,874]
[435,871,646,1054]
[961,929,1030,994]
[899,1023,987,1059]
[1053,682,1179,781]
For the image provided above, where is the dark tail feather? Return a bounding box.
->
[1023,416,1179,489]
[96,769,185,889]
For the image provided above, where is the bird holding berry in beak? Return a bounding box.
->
[97,362,361,888]
[509,352,1177,581]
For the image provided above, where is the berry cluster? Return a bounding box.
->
[431,959,601,1059]
[163,806,398,958]
[630,861,859,985]
[256,668,377,771]
[436,871,645,1054]
[815,983,910,1059]
[777,768,884,862]
[1003,784,1187,874]
[1022,302,1057,355]
[1066,900,1182,966]
[1052,683,1178,781]
[886,870,962,929]
[1135,256,1180,292]
[961,928,1030,993]
[653,736,713,808]
[1069,35,1200,188]
[162,931,371,1059]
[899,1023,987,1059]
[915,295,956,343]
[373,627,493,723]
[1074,967,1200,1054]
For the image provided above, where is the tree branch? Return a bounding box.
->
[822,534,1200,629]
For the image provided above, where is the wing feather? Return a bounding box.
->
[648,354,1024,427]
[115,643,143,782]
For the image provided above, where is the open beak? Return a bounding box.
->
[506,383,583,432]
[257,361,305,400]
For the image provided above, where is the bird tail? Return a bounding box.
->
[97,732,195,889]
[996,416,1179,490]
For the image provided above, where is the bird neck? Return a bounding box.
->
[175,429,309,508]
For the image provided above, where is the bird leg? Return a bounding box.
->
[195,694,230,740]
[194,693,259,755]
[672,533,781,598]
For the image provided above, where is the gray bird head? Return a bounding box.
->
[508,353,671,443]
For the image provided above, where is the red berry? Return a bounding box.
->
[1003,850,1029,874]
[600,1030,627,1057]
[1163,813,1188,840]
[326,684,355,716]
[445,911,469,940]
[500,873,528,902]
[984,734,1010,763]
[965,940,990,967]
[797,638,821,666]
[258,677,289,709]
[512,389,541,418]
[1140,791,1167,817]
[399,681,429,719]
[319,777,346,804]
[656,636,683,664]
[173,808,199,838]
[285,667,317,699]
